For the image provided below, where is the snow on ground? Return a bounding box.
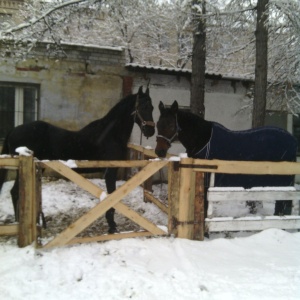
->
[0,178,300,300]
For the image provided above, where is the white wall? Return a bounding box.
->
[130,73,252,156]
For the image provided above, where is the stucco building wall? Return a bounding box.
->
[0,44,125,131]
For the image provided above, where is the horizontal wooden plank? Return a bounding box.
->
[40,161,104,198]
[0,157,19,168]
[127,143,158,158]
[144,190,168,214]
[127,143,176,159]
[37,160,151,169]
[67,231,159,245]
[74,160,150,168]
[191,159,300,175]
[0,224,19,236]
[206,216,300,232]
[208,190,300,202]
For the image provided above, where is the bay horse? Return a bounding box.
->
[0,86,155,233]
[155,100,298,216]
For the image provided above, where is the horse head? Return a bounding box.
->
[133,86,155,138]
[155,100,179,158]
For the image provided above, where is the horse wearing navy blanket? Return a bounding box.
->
[0,86,155,233]
[155,100,298,216]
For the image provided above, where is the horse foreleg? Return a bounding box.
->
[10,175,19,222]
[104,167,118,233]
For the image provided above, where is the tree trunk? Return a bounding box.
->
[190,0,206,118]
[252,0,269,128]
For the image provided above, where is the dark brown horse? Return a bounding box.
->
[155,100,298,216]
[0,86,155,233]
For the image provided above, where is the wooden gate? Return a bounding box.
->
[38,159,168,249]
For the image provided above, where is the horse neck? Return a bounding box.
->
[177,111,212,156]
[81,95,136,142]
[111,95,136,140]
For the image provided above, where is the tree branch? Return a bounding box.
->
[0,0,102,37]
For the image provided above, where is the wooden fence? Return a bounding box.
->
[0,153,169,248]
[0,155,42,247]
[167,157,300,240]
[1,144,300,248]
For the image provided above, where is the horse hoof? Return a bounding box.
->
[108,227,118,234]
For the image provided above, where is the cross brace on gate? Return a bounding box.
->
[39,159,168,249]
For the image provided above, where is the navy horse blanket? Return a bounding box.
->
[195,122,298,188]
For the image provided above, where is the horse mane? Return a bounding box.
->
[177,109,212,131]
[81,93,136,131]
[102,93,136,122]
[175,108,213,156]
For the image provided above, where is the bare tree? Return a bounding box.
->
[1,0,299,117]
[208,0,300,120]
[190,0,206,117]
[252,0,269,128]
[0,0,106,59]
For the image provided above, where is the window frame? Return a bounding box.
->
[0,82,40,143]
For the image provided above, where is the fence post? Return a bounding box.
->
[35,163,43,247]
[168,158,196,239]
[168,161,180,236]
[194,172,205,240]
[143,154,153,202]
[18,155,36,247]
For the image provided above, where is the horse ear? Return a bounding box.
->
[171,100,178,114]
[159,101,165,113]
[138,86,143,95]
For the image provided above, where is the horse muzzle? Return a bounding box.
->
[155,148,167,158]
[155,136,169,158]
[142,122,155,138]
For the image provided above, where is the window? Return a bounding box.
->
[265,110,300,154]
[264,111,288,130]
[0,83,39,143]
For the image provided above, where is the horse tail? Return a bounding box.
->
[0,134,10,193]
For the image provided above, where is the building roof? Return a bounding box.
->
[126,63,255,82]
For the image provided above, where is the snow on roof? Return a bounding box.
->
[126,63,255,82]
[60,42,124,52]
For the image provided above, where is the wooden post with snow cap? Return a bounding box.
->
[18,153,37,247]
[178,157,195,239]
[169,156,196,239]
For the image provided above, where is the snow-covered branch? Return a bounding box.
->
[0,0,103,37]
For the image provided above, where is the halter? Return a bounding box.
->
[132,94,156,128]
[156,114,181,146]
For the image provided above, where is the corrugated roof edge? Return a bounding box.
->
[126,63,255,82]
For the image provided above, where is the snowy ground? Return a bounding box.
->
[0,178,300,300]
